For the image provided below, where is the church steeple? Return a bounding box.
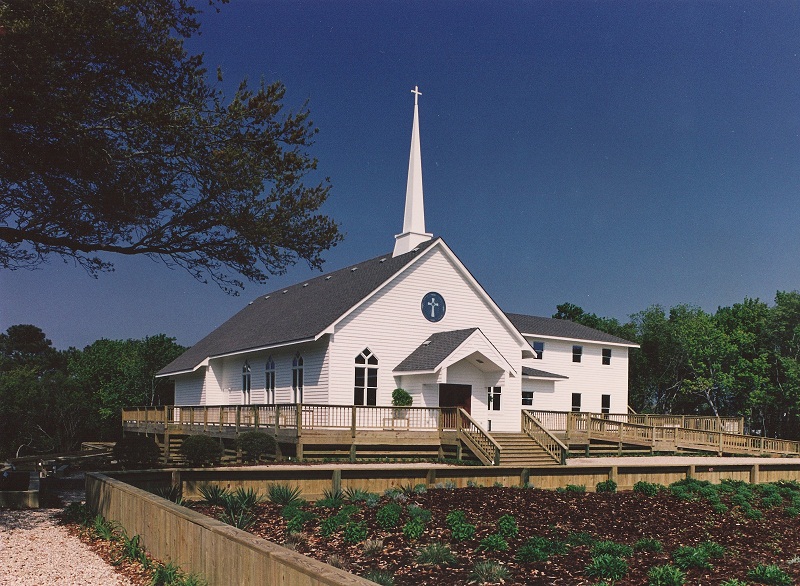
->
[393,85,433,257]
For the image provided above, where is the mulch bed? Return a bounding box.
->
[189,486,800,585]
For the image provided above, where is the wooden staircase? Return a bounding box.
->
[492,433,561,466]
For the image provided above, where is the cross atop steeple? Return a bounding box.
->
[393,85,433,257]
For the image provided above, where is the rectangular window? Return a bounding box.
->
[572,345,583,363]
[354,365,377,406]
[601,394,611,414]
[522,390,534,406]
[266,371,275,403]
[531,341,544,360]
[488,386,501,411]
[602,348,611,365]
[571,393,581,412]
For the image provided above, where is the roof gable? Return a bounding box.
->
[394,328,515,375]
[505,313,638,347]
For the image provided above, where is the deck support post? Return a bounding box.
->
[750,464,760,484]
[171,470,181,495]
[349,444,356,463]
[427,469,437,487]
[687,464,696,480]
[162,431,170,464]
[520,468,530,487]
[332,469,341,493]
[609,465,618,486]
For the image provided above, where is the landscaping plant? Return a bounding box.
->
[647,564,686,586]
[747,563,793,585]
[416,542,457,566]
[468,560,510,584]
[584,554,628,582]
[595,479,617,493]
[236,430,275,462]
[179,435,223,466]
[267,483,303,506]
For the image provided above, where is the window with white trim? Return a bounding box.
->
[601,394,611,414]
[522,389,534,406]
[292,353,304,403]
[265,356,275,404]
[488,386,501,411]
[572,345,583,363]
[602,348,611,365]
[531,341,544,360]
[571,393,581,412]
[354,348,378,406]
[242,361,251,404]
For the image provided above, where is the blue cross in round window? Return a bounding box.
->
[421,292,446,322]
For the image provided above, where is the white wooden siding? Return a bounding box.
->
[174,373,204,405]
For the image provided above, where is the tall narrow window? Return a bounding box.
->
[488,386,502,411]
[602,348,612,365]
[292,353,304,403]
[601,394,611,414]
[265,357,275,404]
[572,345,583,363]
[532,341,544,360]
[242,361,251,404]
[571,393,581,412]
[354,348,378,406]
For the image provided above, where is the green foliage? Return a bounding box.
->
[560,484,586,493]
[155,484,184,506]
[179,435,223,466]
[198,484,230,507]
[362,569,394,586]
[633,481,663,497]
[319,505,359,537]
[402,518,425,541]
[584,554,628,581]
[720,580,749,586]
[515,536,569,563]
[114,533,149,568]
[784,506,799,518]
[236,431,275,462]
[343,521,368,543]
[150,561,181,586]
[285,509,316,533]
[343,487,371,502]
[267,483,303,506]
[591,540,633,558]
[595,479,617,493]
[672,545,712,570]
[362,538,384,557]
[497,514,518,538]
[747,564,792,585]
[217,488,263,531]
[92,514,119,541]
[468,560,510,584]
[62,502,94,527]
[565,531,598,547]
[407,504,432,523]
[391,388,413,407]
[478,533,509,552]
[416,542,457,566]
[633,538,664,553]
[446,510,476,541]
[647,565,686,586]
[376,503,402,530]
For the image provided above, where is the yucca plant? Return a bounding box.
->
[155,484,184,505]
[468,560,510,584]
[267,483,303,506]
[362,569,394,586]
[198,483,229,506]
[416,542,457,566]
[150,561,181,586]
[231,487,264,509]
[591,540,633,558]
[584,554,628,582]
[343,487,371,502]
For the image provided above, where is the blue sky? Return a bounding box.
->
[2,1,799,350]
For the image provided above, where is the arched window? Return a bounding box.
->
[242,361,251,404]
[354,348,378,406]
[265,356,275,404]
[292,353,304,403]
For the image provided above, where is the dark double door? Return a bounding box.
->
[439,383,472,415]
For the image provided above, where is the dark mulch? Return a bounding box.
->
[189,486,800,585]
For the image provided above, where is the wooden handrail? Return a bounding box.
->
[457,408,501,466]
[521,410,569,464]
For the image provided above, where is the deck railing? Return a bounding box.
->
[521,411,569,464]
[527,410,744,435]
[457,408,501,466]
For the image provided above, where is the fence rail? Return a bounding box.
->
[521,411,569,464]
[527,410,744,435]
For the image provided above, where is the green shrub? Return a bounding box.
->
[672,545,712,571]
[62,502,94,527]
[407,504,432,523]
[391,388,413,407]
[343,487,371,502]
[497,514,518,538]
[747,563,792,585]
[560,484,586,493]
[113,435,161,468]
[416,542,457,566]
[268,483,303,506]
[565,531,597,547]
[446,510,476,541]
[516,536,568,562]
[698,541,725,559]
[585,554,628,581]
[446,510,467,526]
[285,509,316,533]
[236,431,275,462]
[647,564,686,586]
[720,580,748,586]
[595,479,617,493]
[198,484,229,506]
[591,540,633,558]
[402,518,425,541]
[633,538,663,553]
[362,569,394,586]
[633,481,663,496]
[784,506,799,518]
[92,514,119,541]
[150,561,181,586]
[376,503,402,530]
[468,560,509,584]
[712,502,729,515]
[343,521,368,543]
[179,435,223,466]
[762,493,784,509]
[477,533,509,552]
[745,507,764,520]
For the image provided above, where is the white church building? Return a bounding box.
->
[158,88,638,434]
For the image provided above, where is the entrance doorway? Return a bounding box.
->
[439,384,472,415]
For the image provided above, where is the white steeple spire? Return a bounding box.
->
[393,85,433,257]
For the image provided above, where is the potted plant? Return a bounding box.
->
[392,388,413,420]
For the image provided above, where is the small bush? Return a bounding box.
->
[596,479,617,493]
[445,510,476,542]
[591,540,633,558]
[376,503,402,530]
[343,487,371,502]
[391,388,413,407]
[745,507,764,520]
[585,554,628,582]
[407,504,432,523]
[747,563,792,585]
[267,483,303,506]
[633,537,664,553]
[720,580,748,586]
[150,561,181,586]
[497,514,518,538]
[468,560,510,584]
[285,509,316,533]
[362,569,394,586]
[477,533,509,552]
[565,531,597,547]
[647,564,686,586]
[516,536,568,562]
[237,431,275,462]
[633,481,663,497]
[198,484,229,506]
[343,521,368,543]
[560,484,586,493]
[698,541,725,559]
[402,518,425,541]
[62,502,94,527]
[416,542,457,566]
[113,435,161,468]
[784,506,799,518]
[711,502,729,515]
[672,545,712,571]
[179,435,223,466]
[363,538,384,557]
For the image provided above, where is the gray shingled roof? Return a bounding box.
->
[158,239,440,375]
[393,328,478,372]
[521,366,568,379]
[505,313,637,346]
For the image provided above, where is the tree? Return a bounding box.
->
[0,0,341,293]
